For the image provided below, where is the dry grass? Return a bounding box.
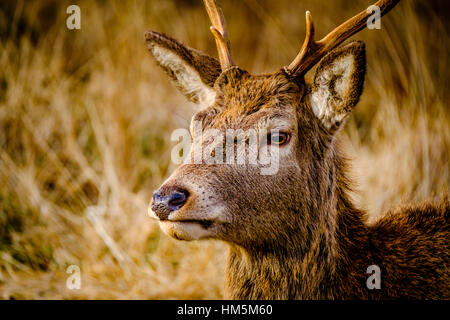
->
[0,0,448,299]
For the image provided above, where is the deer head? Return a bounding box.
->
[146,0,399,250]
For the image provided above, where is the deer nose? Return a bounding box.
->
[151,188,189,220]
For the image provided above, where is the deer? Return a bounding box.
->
[145,0,449,299]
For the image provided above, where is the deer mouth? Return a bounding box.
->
[165,219,214,229]
[159,219,218,241]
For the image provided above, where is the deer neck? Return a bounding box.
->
[225,236,338,299]
[225,151,369,299]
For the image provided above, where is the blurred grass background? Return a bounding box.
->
[0,0,448,299]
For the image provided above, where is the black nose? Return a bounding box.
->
[151,188,189,220]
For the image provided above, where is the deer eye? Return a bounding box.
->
[268,132,290,145]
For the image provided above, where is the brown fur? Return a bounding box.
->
[145,29,450,300]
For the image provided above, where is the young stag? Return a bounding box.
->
[146,0,449,299]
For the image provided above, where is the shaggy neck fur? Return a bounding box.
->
[225,141,370,299]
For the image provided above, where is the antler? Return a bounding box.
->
[203,0,234,70]
[285,0,400,76]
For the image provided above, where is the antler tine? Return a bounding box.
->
[286,0,400,76]
[284,11,316,76]
[203,0,234,70]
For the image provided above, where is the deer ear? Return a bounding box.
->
[145,31,221,107]
[309,41,366,131]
